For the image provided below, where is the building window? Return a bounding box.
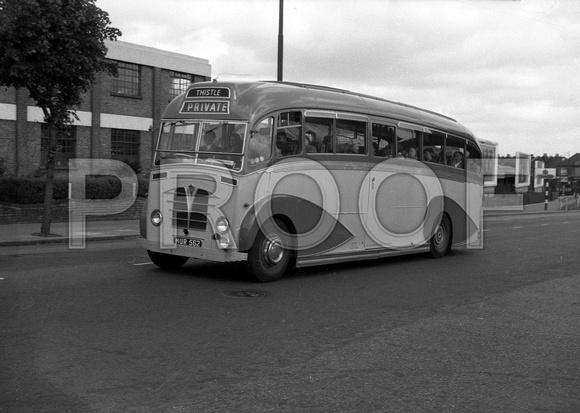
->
[170,71,193,99]
[168,72,210,101]
[112,62,141,97]
[517,153,530,185]
[40,124,76,168]
[193,75,210,83]
[111,129,140,169]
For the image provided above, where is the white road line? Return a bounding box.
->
[513,226,523,229]
[133,262,155,266]
[540,223,549,226]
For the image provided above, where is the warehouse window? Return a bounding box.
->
[170,71,193,100]
[40,124,76,169]
[112,62,141,97]
[111,129,140,171]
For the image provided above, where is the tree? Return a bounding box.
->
[0,0,121,236]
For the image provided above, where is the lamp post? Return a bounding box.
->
[277,0,284,81]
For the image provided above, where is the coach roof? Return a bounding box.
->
[165,81,473,139]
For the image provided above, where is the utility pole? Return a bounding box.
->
[277,0,284,81]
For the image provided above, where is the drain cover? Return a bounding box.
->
[223,290,271,298]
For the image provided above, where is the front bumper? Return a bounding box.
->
[138,237,248,262]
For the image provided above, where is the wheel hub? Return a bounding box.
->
[263,235,284,265]
[434,225,444,246]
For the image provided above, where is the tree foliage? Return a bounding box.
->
[0,0,121,235]
[0,0,121,124]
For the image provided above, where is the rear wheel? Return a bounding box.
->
[245,219,292,282]
[147,250,189,270]
[429,214,451,258]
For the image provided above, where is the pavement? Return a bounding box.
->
[0,219,140,247]
[0,199,578,247]
[484,195,580,214]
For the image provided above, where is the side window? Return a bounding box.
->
[397,129,419,159]
[422,131,445,164]
[466,140,482,173]
[276,111,302,157]
[336,119,367,154]
[304,116,333,154]
[247,117,273,165]
[372,123,396,158]
[446,135,466,169]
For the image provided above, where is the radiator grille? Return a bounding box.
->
[172,185,210,231]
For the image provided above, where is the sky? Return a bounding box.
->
[95,0,580,157]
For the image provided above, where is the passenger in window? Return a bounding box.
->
[305,131,317,153]
[275,131,288,156]
[406,147,418,160]
[450,151,464,168]
[320,135,332,153]
[423,148,435,162]
[343,142,354,153]
[228,133,243,153]
[378,140,392,157]
[200,130,221,152]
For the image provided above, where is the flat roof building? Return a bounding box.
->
[0,40,211,177]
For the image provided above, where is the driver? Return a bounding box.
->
[199,130,221,152]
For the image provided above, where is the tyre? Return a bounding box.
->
[429,214,451,258]
[245,219,292,282]
[147,250,189,270]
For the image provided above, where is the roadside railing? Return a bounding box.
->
[558,195,580,211]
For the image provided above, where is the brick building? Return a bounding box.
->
[0,40,211,177]
[551,153,580,195]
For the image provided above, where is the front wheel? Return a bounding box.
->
[245,219,292,282]
[429,214,451,258]
[147,250,189,270]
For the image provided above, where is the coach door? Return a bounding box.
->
[361,126,444,251]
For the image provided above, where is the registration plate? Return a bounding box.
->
[174,237,203,247]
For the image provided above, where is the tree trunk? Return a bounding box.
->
[40,122,57,236]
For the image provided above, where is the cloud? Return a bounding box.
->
[96,0,580,157]
[561,23,580,40]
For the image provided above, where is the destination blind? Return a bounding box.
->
[180,101,230,114]
[181,87,231,114]
[186,87,230,99]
